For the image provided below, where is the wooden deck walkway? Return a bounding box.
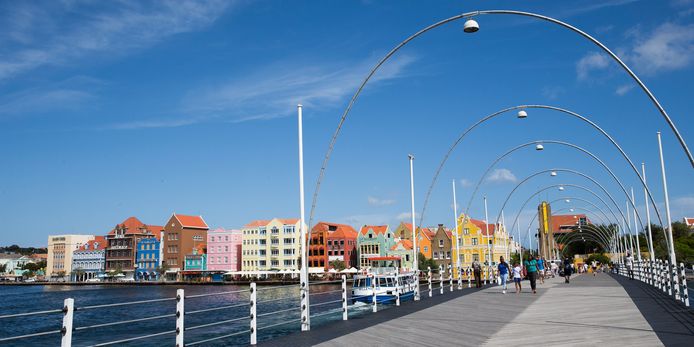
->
[263,273,694,346]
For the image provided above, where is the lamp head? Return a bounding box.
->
[463,19,479,33]
[535,144,544,151]
[517,110,528,119]
[550,171,557,176]
[558,186,565,191]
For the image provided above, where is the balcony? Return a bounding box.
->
[110,245,130,250]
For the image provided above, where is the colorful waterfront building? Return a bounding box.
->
[162,214,209,280]
[241,218,303,273]
[136,237,161,281]
[430,224,452,269]
[387,239,414,270]
[207,228,242,279]
[452,214,512,270]
[182,245,207,281]
[71,236,106,281]
[356,225,395,269]
[309,222,358,270]
[392,222,435,259]
[105,217,163,280]
[47,234,95,280]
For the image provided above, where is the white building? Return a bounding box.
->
[47,234,94,280]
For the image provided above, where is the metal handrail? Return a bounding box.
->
[74,313,175,331]
[88,329,176,347]
[256,317,301,331]
[186,329,250,346]
[255,283,301,292]
[257,306,297,318]
[0,308,63,320]
[76,297,175,311]
[257,296,299,305]
[309,298,343,308]
[185,288,250,299]
[0,329,61,342]
[309,279,344,285]
[186,302,249,315]
[309,288,343,296]
[184,316,247,331]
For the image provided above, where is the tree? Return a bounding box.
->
[418,253,437,272]
[586,253,611,266]
[329,260,346,271]
[22,262,42,272]
[0,263,6,273]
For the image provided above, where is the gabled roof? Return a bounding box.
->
[551,214,589,233]
[390,239,413,251]
[470,219,496,236]
[174,214,209,229]
[684,217,694,226]
[312,222,358,239]
[276,218,300,225]
[244,220,270,228]
[79,236,107,251]
[108,217,163,236]
[360,225,389,236]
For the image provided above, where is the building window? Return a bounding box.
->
[472,238,478,246]
[423,246,428,253]
[433,251,438,259]
[472,254,479,262]
[439,240,444,247]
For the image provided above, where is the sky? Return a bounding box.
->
[1,0,693,247]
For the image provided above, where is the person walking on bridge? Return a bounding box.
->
[625,252,634,280]
[473,259,482,288]
[524,255,539,294]
[498,256,510,294]
[537,256,546,285]
[563,258,573,283]
[512,262,522,294]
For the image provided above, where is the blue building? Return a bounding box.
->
[136,237,160,281]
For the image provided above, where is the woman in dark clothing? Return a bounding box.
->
[564,258,573,283]
[524,255,539,294]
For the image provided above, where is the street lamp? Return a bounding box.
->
[536,144,544,151]
[517,110,528,119]
[463,18,480,33]
[551,171,557,177]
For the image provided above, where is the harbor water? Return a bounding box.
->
[0,283,374,346]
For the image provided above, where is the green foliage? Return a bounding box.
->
[418,253,437,272]
[21,262,43,272]
[329,259,346,271]
[586,253,610,265]
[0,263,6,273]
[0,245,48,255]
[646,222,694,265]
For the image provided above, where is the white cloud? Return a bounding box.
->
[459,178,473,188]
[541,86,564,100]
[396,212,418,221]
[615,84,634,96]
[628,22,694,75]
[0,0,232,81]
[367,196,396,206]
[179,54,417,124]
[486,168,518,184]
[0,76,102,119]
[576,52,610,80]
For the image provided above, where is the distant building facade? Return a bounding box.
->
[46,234,94,280]
[162,214,209,279]
[105,217,163,280]
[356,225,395,269]
[430,224,452,269]
[309,222,358,270]
[241,218,302,272]
[136,237,161,281]
[71,236,106,281]
[207,228,242,273]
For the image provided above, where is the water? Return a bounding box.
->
[0,283,375,346]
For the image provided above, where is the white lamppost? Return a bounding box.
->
[409,154,420,301]
[631,187,642,262]
[452,180,461,274]
[657,131,679,299]
[484,196,492,284]
[297,104,310,331]
[641,163,655,262]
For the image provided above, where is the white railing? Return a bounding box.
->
[615,258,690,308]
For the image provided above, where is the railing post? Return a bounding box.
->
[439,264,444,295]
[395,285,401,306]
[300,278,310,331]
[467,267,471,288]
[341,275,348,320]
[673,262,681,301]
[61,298,74,347]
[427,266,432,298]
[250,282,257,345]
[372,278,377,313]
[679,263,689,307]
[176,289,184,347]
[457,266,462,290]
[665,260,672,296]
[449,264,453,292]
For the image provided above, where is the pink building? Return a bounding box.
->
[207,228,242,272]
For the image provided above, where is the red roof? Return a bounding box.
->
[174,214,209,229]
[401,223,435,239]
[108,217,163,236]
[390,239,413,251]
[244,220,270,228]
[312,222,358,239]
[684,217,694,226]
[470,219,496,236]
[277,218,300,225]
[80,236,107,251]
[551,214,588,233]
[360,225,389,235]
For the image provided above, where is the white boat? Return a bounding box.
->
[351,256,418,304]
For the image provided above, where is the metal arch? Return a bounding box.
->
[309,9,692,231]
[556,226,614,250]
[494,167,645,231]
[418,104,664,228]
[553,221,615,247]
[558,235,611,257]
[522,210,616,250]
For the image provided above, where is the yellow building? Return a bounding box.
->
[451,215,512,273]
[241,218,303,272]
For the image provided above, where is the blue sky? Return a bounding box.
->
[1,0,692,247]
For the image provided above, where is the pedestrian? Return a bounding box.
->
[524,254,539,294]
[498,256,510,294]
[512,262,522,294]
[625,252,634,280]
[473,259,482,288]
[591,259,598,276]
[564,258,573,283]
[537,256,546,284]
[550,261,558,277]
